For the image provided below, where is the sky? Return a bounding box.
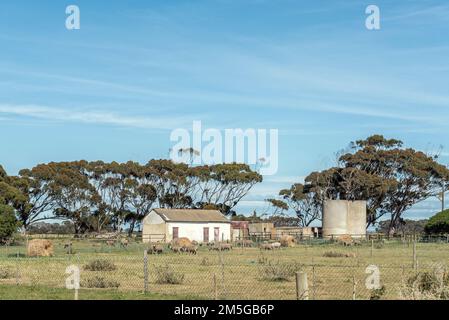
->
[0,0,448,222]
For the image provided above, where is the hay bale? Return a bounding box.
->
[27,239,54,257]
[280,235,295,247]
[170,237,192,248]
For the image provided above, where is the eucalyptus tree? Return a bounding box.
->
[296,135,449,234]
[0,165,21,241]
[340,135,449,233]
[49,162,98,234]
[194,163,263,214]
[7,163,61,230]
[276,183,322,227]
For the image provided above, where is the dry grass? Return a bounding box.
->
[1,239,449,299]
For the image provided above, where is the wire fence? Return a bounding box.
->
[1,239,449,300]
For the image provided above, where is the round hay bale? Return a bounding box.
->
[27,239,54,257]
[280,235,295,247]
[171,237,192,248]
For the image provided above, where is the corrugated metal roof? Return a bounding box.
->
[153,208,230,223]
[231,221,249,229]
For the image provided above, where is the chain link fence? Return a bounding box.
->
[1,239,449,300]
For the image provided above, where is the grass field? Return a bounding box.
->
[1,238,449,300]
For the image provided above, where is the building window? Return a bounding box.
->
[203,227,209,243]
[173,227,179,240]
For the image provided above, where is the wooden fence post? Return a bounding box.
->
[296,272,309,300]
[15,252,20,286]
[213,273,218,300]
[143,250,149,293]
[312,261,316,300]
[413,239,417,271]
[352,275,357,300]
[371,239,374,258]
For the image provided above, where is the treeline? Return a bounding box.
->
[268,135,449,235]
[0,160,262,237]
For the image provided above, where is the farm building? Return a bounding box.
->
[142,209,231,243]
[273,226,322,238]
[231,221,249,241]
[248,222,274,235]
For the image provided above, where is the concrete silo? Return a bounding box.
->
[322,200,367,238]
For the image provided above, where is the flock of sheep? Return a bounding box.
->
[23,234,297,257]
[146,235,296,256]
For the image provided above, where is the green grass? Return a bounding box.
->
[0,284,198,300]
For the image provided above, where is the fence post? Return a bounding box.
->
[371,239,374,258]
[413,238,417,271]
[143,250,149,294]
[213,273,218,300]
[312,260,316,300]
[352,275,357,300]
[15,252,20,286]
[219,249,226,298]
[295,272,309,300]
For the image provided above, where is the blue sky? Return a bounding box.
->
[1,0,448,222]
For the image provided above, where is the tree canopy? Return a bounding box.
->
[275,135,449,234]
[0,160,262,234]
[425,210,449,234]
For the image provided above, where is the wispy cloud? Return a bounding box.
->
[0,104,188,130]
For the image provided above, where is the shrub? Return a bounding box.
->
[374,242,384,249]
[0,268,13,279]
[200,257,212,266]
[155,264,184,284]
[370,285,386,300]
[425,209,449,234]
[323,251,356,258]
[83,259,117,271]
[82,276,120,288]
[7,253,26,258]
[260,260,303,282]
[258,255,268,265]
[400,267,449,300]
[323,251,345,258]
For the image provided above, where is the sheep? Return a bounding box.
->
[120,238,129,248]
[209,243,232,251]
[271,242,282,250]
[147,244,164,254]
[183,245,198,255]
[64,242,73,254]
[260,243,274,250]
[106,240,115,247]
[239,239,254,247]
[170,245,182,254]
[220,243,233,251]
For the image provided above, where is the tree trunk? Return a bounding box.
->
[128,220,136,237]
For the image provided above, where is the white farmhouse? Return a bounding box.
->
[142,208,231,243]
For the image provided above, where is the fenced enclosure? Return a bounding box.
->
[1,238,449,300]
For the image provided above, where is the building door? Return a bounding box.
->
[214,227,220,242]
[172,227,179,240]
[203,227,209,243]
